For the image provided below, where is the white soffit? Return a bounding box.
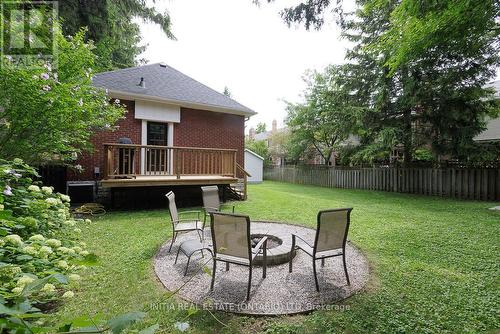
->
[135,100,180,123]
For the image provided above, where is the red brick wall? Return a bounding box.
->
[67,100,140,180]
[174,107,245,166]
[68,103,246,181]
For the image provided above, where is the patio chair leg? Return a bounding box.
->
[168,232,177,253]
[226,262,229,271]
[289,237,295,273]
[321,258,325,267]
[247,267,252,301]
[174,246,181,264]
[184,255,191,276]
[201,249,204,258]
[313,258,320,292]
[342,253,350,285]
[196,229,203,242]
[210,259,217,291]
[263,240,267,278]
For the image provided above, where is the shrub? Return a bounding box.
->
[0,159,91,312]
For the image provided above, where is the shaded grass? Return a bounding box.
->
[51,182,499,333]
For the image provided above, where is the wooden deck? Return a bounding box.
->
[101,175,238,188]
[100,144,248,199]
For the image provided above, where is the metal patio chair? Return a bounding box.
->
[201,186,235,228]
[210,212,268,300]
[166,191,204,252]
[289,208,353,291]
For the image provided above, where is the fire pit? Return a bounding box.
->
[249,224,296,266]
[250,234,282,249]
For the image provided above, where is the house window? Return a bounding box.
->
[147,122,168,146]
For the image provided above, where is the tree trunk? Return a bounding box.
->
[401,67,413,166]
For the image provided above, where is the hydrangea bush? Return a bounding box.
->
[0,159,91,309]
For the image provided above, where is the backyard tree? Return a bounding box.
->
[286,65,361,165]
[245,138,270,166]
[0,29,125,164]
[266,0,500,164]
[255,122,267,134]
[268,130,290,165]
[58,0,175,70]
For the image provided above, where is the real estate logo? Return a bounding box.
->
[1,1,58,68]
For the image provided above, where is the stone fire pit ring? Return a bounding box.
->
[155,221,370,315]
[249,221,296,266]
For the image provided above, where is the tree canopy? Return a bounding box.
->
[58,0,175,71]
[255,122,267,134]
[0,29,125,164]
[269,0,500,165]
[286,66,362,164]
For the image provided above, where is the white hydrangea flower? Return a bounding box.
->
[65,220,76,227]
[46,239,61,247]
[45,198,59,206]
[79,242,87,247]
[10,265,22,275]
[5,234,23,246]
[12,286,23,294]
[28,185,40,192]
[41,283,56,293]
[62,290,75,298]
[84,219,92,224]
[69,274,81,282]
[0,239,4,247]
[80,250,89,256]
[41,186,53,194]
[22,246,37,255]
[60,194,71,202]
[17,275,35,286]
[39,246,53,254]
[72,246,82,253]
[74,228,82,233]
[29,234,45,242]
[0,204,4,211]
[57,246,73,254]
[57,260,69,269]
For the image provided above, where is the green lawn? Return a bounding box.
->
[51,181,499,333]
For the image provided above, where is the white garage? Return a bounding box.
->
[244,149,264,183]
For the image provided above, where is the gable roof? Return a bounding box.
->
[245,149,264,160]
[92,63,256,116]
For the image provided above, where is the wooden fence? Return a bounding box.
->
[264,167,500,201]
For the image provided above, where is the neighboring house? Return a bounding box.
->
[474,118,500,143]
[66,63,256,203]
[248,120,288,166]
[474,80,500,143]
[244,149,264,183]
[248,119,360,166]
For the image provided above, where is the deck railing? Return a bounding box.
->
[103,143,237,179]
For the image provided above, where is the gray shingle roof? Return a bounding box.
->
[92,63,255,115]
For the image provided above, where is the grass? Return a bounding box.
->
[50,181,499,333]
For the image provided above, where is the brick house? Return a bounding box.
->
[66,63,255,204]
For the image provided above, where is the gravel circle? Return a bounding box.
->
[154,222,370,315]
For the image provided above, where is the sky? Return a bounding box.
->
[138,0,352,133]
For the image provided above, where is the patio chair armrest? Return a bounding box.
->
[203,206,220,214]
[172,218,201,224]
[178,210,201,220]
[292,234,313,248]
[252,236,268,254]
